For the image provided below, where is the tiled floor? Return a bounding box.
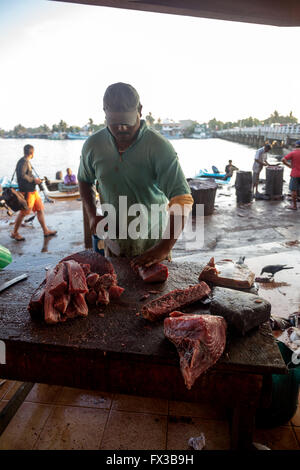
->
[0,380,299,450]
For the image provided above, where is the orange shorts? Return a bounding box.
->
[20,191,44,215]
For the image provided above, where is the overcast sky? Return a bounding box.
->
[1,0,300,129]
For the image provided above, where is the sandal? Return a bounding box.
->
[286,206,297,210]
[44,230,57,238]
[10,233,25,241]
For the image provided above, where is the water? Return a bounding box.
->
[0,137,289,182]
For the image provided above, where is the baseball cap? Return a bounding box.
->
[295,140,300,146]
[103,82,140,126]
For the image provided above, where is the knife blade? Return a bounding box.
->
[0,273,28,293]
[104,237,121,256]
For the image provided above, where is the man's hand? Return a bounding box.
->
[131,240,172,269]
[34,177,42,184]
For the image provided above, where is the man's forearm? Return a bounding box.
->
[159,213,187,250]
[78,181,97,218]
[282,159,291,168]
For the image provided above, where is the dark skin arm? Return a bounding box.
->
[282,157,292,169]
[79,181,104,234]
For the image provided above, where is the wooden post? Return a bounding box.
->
[82,203,92,249]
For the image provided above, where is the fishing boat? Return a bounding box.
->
[0,176,80,200]
[197,169,227,179]
[0,176,18,189]
[41,181,80,199]
[194,167,232,185]
[67,132,89,140]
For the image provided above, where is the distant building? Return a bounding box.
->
[160,119,183,139]
[191,124,210,139]
[179,119,194,129]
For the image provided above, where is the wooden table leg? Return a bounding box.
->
[229,373,264,450]
[0,382,35,435]
[231,403,256,449]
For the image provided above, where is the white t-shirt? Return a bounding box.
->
[252,147,267,173]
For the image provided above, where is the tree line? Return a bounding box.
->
[206,110,298,131]
[0,110,298,137]
[0,118,105,137]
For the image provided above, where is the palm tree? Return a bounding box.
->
[58,120,67,132]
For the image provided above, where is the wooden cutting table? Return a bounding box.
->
[0,256,287,449]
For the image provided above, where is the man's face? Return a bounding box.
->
[108,115,140,144]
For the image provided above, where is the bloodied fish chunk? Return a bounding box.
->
[164,312,227,389]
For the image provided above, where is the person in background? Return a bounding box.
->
[282,140,300,210]
[78,82,193,267]
[10,144,57,241]
[56,170,63,180]
[224,160,239,179]
[252,143,272,195]
[64,168,78,185]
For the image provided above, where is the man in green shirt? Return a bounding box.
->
[78,82,193,268]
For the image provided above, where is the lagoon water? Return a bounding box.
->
[0,137,288,182]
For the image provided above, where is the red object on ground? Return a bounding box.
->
[141,282,211,322]
[164,312,227,389]
[138,263,169,283]
[65,260,88,294]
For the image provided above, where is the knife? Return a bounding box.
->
[104,237,121,256]
[0,273,28,293]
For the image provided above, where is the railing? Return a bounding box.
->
[216,124,300,137]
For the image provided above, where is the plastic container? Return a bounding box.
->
[256,341,300,428]
[0,245,12,269]
[235,171,253,204]
[265,166,284,199]
[187,178,217,216]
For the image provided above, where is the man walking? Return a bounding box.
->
[282,140,300,210]
[252,143,272,195]
[10,144,57,241]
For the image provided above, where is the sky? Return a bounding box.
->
[1,0,300,130]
